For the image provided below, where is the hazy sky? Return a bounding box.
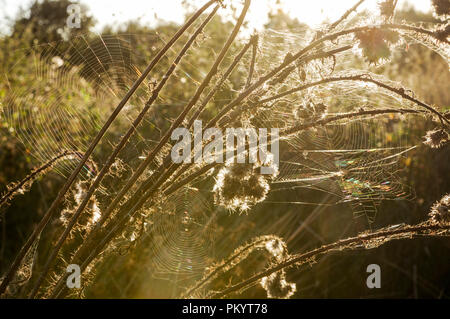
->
[0,0,434,34]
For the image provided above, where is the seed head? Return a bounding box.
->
[213,155,278,212]
[378,0,396,20]
[431,0,450,17]
[423,129,449,148]
[429,194,450,224]
[355,28,399,64]
[260,271,296,299]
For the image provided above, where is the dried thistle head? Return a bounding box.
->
[431,0,450,17]
[213,164,270,211]
[213,154,278,212]
[355,28,399,64]
[260,270,296,299]
[378,0,396,20]
[435,24,450,42]
[265,237,288,261]
[423,128,450,148]
[429,194,450,224]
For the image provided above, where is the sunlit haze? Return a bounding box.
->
[1,0,434,34]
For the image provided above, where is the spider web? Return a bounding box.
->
[234,27,429,221]
[1,33,159,177]
[1,9,447,292]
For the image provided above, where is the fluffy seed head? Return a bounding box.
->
[423,129,449,148]
[429,194,450,224]
[260,271,296,299]
[432,0,450,17]
[213,154,278,212]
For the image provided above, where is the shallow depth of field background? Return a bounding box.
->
[0,0,449,298]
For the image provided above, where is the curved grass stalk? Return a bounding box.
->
[0,150,84,209]
[328,0,365,31]
[254,73,448,126]
[283,108,424,136]
[245,33,258,89]
[182,235,281,298]
[206,23,450,128]
[207,221,450,298]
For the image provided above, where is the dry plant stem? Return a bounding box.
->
[208,222,450,298]
[329,0,365,31]
[132,35,257,202]
[49,104,427,298]
[245,34,258,89]
[28,3,220,298]
[89,0,250,234]
[188,35,256,128]
[256,74,448,126]
[0,150,78,209]
[283,108,423,136]
[208,23,449,129]
[49,1,251,297]
[0,0,218,296]
[182,236,273,298]
[163,163,218,196]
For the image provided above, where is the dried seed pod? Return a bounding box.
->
[213,154,278,212]
[429,194,450,224]
[355,28,399,64]
[423,129,449,148]
[260,270,296,299]
[432,0,450,17]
